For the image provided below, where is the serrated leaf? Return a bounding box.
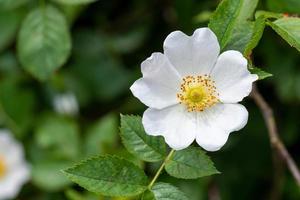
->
[268,17,300,52]
[209,0,259,50]
[17,5,71,80]
[63,156,148,197]
[120,115,166,162]
[243,16,266,56]
[142,183,189,200]
[52,0,97,5]
[249,67,273,80]
[165,147,219,179]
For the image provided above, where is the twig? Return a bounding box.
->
[250,84,300,187]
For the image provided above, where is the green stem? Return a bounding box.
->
[148,149,175,189]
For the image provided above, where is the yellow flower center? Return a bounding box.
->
[0,155,6,179]
[177,75,219,112]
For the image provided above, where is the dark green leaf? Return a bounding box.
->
[17,5,71,80]
[268,17,300,52]
[249,66,273,80]
[165,147,219,179]
[120,115,166,162]
[63,156,148,197]
[142,183,189,200]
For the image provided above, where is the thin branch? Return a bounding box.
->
[250,84,300,187]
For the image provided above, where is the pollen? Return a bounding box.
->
[177,75,219,112]
[0,155,6,179]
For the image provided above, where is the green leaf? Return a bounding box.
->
[165,147,219,179]
[52,0,97,5]
[0,10,22,52]
[35,115,80,160]
[255,11,283,20]
[243,16,266,56]
[84,113,118,156]
[268,17,300,52]
[142,182,189,200]
[17,5,71,81]
[266,0,300,14]
[63,155,148,197]
[32,161,72,191]
[249,66,273,80]
[0,0,28,10]
[209,0,259,50]
[120,115,166,162]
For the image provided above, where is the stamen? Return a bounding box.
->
[177,75,219,112]
[0,155,6,179]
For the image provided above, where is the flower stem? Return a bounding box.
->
[148,149,175,189]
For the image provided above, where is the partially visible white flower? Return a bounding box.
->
[0,129,30,200]
[53,92,79,116]
[130,28,258,151]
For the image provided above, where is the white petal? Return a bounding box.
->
[210,51,258,103]
[195,103,248,151]
[142,104,196,150]
[163,28,220,77]
[130,53,181,109]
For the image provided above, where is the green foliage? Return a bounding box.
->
[17,5,71,80]
[0,10,23,52]
[249,66,273,80]
[209,0,258,51]
[244,16,266,56]
[32,161,72,191]
[0,0,28,10]
[52,0,97,5]
[120,115,166,162]
[268,17,300,52]
[142,183,189,200]
[266,0,300,14]
[84,114,118,156]
[165,147,219,179]
[35,115,80,160]
[63,156,149,197]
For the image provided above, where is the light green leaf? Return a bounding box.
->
[35,115,80,160]
[255,11,283,20]
[32,161,72,191]
[84,113,118,156]
[17,5,71,81]
[63,156,148,197]
[268,17,300,52]
[165,147,219,179]
[0,0,28,10]
[209,0,259,50]
[249,66,273,80]
[243,16,266,56]
[120,115,166,162]
[52,0,97,5]
[142,182,189,200]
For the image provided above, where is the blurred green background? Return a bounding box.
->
[0,0,299,199]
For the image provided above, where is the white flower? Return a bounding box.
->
[130,28,258,151]
[53,92,79,116]
[0,130,30,200]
